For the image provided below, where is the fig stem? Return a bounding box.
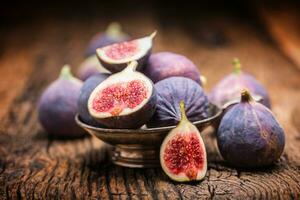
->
[179,100,189,124]
[124,61,138,73]
[232,58,242,74]
[241,89,253,103]
[106,22,123,38]
[59,65,74,80]
[149,31,157,40]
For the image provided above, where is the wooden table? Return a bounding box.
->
[0,5,300,199]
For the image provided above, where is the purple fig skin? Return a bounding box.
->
[143,52,202,85]
[38,67,86,138]
[209,59,271,108]
[77,73,110,127]
[97,49,151,73]
[147,77,209,128]
[217,91,285,168]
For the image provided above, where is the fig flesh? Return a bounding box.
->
[96,31,156,73]
[217,90,285,168]
[88,61,157,128]
[147,77,209,128]
[160,101,207,182]
[77,55,110,81]
[144,52,202,85]
[86,22,129,57]
[209,59,271,108]
[38,65,86,138]
[77,73,110,126]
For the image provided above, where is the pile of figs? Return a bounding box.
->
[37,24,285,183]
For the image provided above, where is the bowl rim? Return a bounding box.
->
[75,103,223,134]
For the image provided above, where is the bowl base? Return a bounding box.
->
[111,145,160,168]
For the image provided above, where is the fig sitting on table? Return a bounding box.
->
[143,51,203,85]
[147,77,209,128]
[160,101,207,182]
[209,58,271,108]
[88,61,157,129]
[38,65,86,138]
[217,90,285,168]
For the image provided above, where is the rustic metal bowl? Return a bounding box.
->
[75,103,223,168]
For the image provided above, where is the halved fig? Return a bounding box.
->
[96,31,156,73]
[160,101,207,182]
[88,61,157,128]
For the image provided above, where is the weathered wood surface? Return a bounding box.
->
[0,11,300,200]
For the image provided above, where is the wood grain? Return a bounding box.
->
[0,12,299,199]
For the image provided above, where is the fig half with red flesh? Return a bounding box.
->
[96,31,156,73]
[160,101,207,182]
[88,61,157,128]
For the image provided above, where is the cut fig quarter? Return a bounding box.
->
[88,61,157,129]
[96,31,157,73]
[160,101,207,182]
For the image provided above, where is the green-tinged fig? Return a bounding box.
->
[209,58,271,108]
[147,77,209,128]
[217,90,285,168]
[96,31,156,73]
[88,61,157,128]
[38,65,86,138]
[77,55,110,81]
[160,101,207,182]
[77,73,110,126]
[143,52,203,85]
[86,22,129,57]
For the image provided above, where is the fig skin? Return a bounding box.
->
[77,56,111,81]
[160,101,207,182]
[217,90,285,168]
[209,59,271,108]
[88,61,157,129]
[38,66,86,138]
[86,22,129,57]
[77,73,110,127]
[144,52,202,85]
[147,77,209,128]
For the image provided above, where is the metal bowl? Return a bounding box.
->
[75,103,223,168]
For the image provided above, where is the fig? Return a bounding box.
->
[209,58,271,108]
[217,90,285,168]
[86,22,129,57]
[144,52,202,85]
[77,73,110,126]
[88,61,157,129]
[160,101,207,182]
[96,31,156,73]
[77,55,110,81]
[147,77,209,128]
[38,65,86,138]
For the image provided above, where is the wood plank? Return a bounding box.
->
[0,12,299,199]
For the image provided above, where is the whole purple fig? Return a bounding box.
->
[77,73,109,126]
[147,77,209,128]
[77,55,110,81]
[86,22,129,57]
[38,65,86,138]
[209,59,271,108]
[217,90,285,168]
[143,52,202,85]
